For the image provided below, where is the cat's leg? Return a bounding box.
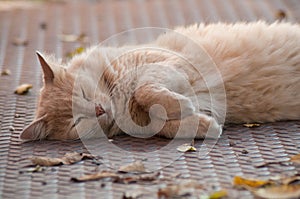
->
[134,84,195,120]
[157,113,222,139]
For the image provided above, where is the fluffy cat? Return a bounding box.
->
[20,21,300,140]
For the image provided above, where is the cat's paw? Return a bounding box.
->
[195,115,222,139]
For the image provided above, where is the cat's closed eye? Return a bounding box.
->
[72,116,86,128]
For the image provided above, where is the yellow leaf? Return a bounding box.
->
[66,47,85,58]
[253,184,300,199]
[233,176,271,188]
[243,123,260,128]
[209,190,228,199]
[15,83,33,95]
[290,154,300,164]
[177,143,197,152]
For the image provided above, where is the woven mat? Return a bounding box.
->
[0,0,299,198]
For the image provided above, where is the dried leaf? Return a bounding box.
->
[118,161,146,173]
[66,47,85,58]
[123,189,145,199]
[59,33,88,43]
[31,152,93,166]
[71,171,119,182]
[1,69,11,76]
[281,176,300,185]
[15,84,33,95]
[275,9,287,21]
[253,184,300,199]
[243,123,260,128]
[177,143,197,152]
[117,172,160,184]
[233,176,271,188]
[31,156,63,166]
[290,154,300,164]
[12,38,28,46]
[158,180,203,198]
[208,190,228,199]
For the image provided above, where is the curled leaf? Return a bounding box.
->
[71,171,119,182]
[233,176,271,188]
[243,123,260,128]
[15,83,33,95]
[1,69,11,76]
[118,161,146,173]
[31,152,93,166]
[177,143,197,152]
[31,156,63,166]
[253,184,300,199]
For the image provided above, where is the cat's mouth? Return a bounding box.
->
[95,104,105,117]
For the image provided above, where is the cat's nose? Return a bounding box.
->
[95,104,105,117]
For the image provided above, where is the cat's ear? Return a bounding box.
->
[20,116,47,140]
[36,51,54,84]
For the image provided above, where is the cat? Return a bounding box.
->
[20,21,300,141]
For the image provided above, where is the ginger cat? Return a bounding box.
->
[20,21,300,140]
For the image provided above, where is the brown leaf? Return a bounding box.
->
[71,171,119,182]
[12,38,28,46]
[290,154,300,165]
[275,9,287,21]
[1,69,11,76]
[243,123,260,128]
[31,152,93,166]
[176,143,197,152]
[61,152,93,165]
[15,83,33,95]
[253,184,300,199]
[118,161,146,173]
[117,172,160,184]
[31,156,63,166]
[157,180,203,198]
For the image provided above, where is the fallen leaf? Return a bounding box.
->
[25,165,45,173]
[59,33,88,43]
[118,161,146,173]
[12,38,28,46]
[233,176,271,188]
[253,184,300,199]
[177,143,197,152]
[1,69,11,76]
[66,46,85,58]
[275,9,287,21]
[243,123,260,128]
[71,171,119,182]
[157,180,203,198]
[117,172,160,184]
[123,189,145,199]
[15,83,33,95]
[31,156,63,166]
[281,175,300,185]
[31,152,93,166]
[290,154,300,165]
[208,190,228,199]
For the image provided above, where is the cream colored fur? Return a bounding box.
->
[21,21,300,140]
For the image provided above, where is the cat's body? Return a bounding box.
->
[21,21,300,140]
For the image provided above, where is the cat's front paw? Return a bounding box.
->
[196,115,222,139]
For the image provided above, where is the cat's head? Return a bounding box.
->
[20,52,114,140]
